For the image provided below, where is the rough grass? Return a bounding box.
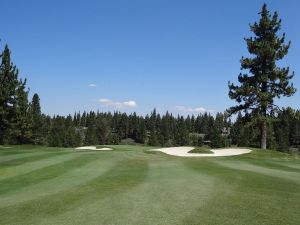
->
[0,145,299,225]
[188,146,213,154]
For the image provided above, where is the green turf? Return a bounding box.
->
[0,145,299,225]
[188,146,213,154]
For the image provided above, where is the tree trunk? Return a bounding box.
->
[261,120,267,149]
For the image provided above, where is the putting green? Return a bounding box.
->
[0,145,299,225]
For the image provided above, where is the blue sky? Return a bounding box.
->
[1,0,299,116]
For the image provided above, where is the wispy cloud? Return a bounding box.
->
[174,105,214,114]
[123,101,137,107]
[88,84,97,88]
[99,98,137,108]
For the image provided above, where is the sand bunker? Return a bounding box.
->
[151,147,251,157]
[75,146,113,151]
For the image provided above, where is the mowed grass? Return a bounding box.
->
[0,145,299,225]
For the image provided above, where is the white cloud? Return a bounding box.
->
[99,99,110,103]
[88,84,97,88]
[174,105,214,114]
[99,98,137,108]
[123,101,137,107]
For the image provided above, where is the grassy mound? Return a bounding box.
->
[188,146,213,154]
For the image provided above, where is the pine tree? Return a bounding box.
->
[137,119,147,144]
[31,93,45,144]
[160,112,172,146]
[0,45,17,143]
[274,108,292,151]
[0,45,32,144]
[176,116,189,146]
[96,118,110,144]
[210,128,228,148]
[148,109,158,146]
[15,80,32,143]
[64,115,81,147]
[85,124,98,145]
[48,116,66,147]
[228,4,296,149]
[214,113,224,132]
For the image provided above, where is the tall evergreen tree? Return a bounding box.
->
[160,112,172,146]
[96,118,110,144]
[48,116,65,147]
[15,80,32,143]
[210,127,229,148]
[148,109,158,146]
[85,113,98,145]
[136,119,147,144]
[31,93,45,144]
[0,45,31,144]
[176,116,189,146]
[228,4,296,149]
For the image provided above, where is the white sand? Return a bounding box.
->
[75,146,113,151]
[151,147,252,157]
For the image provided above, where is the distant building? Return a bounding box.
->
[222,127,231,136]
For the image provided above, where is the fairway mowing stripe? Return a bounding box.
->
[0,151,69,167]
[111,162,216,225]
[180,169,300,225]
[0,154,101,196]
[0,158,149,225]
[272,161,300,170]
[216,161,300,184]
[47,160,218,225]
[0,156,119,207]
[180,159,300,225]
[0,151,51,163]
[243,159,300,173]
[0,152,79,181]
[186,159,300,192]
[0,150,32,156]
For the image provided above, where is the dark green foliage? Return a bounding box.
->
[231,114,260,148]
[85,124,98,145]
[107,133,120,145]
[48,116,64,147]
[159,111,172,146]
[96,118,110,144]
[148,109,159,146]
[14,80,32,144]
[228,4,296,149]
[136,119,147,144]
[41,109,234,149]
[65,115,82,147]
[0,45,32,144]
[273,108,300,152]
[30,93,46,145]
[197,136,204,147]
[190,134,203,147]
[210,128,229,149]
[176,116,190,146]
